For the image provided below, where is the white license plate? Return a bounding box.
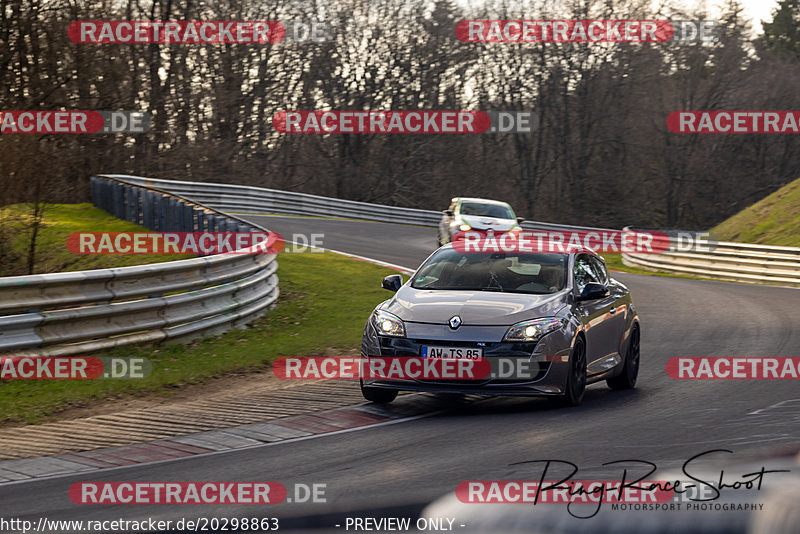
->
[421,346,483,359]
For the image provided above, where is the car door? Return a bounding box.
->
[573,254,619,375]
[588,255,628,358]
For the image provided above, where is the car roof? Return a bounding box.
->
[451,197,512,207]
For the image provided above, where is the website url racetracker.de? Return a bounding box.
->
[1,516,279,533]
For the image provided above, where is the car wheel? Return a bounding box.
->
[556,337,586,407]
[360,381,398,404]
[607,325,640,390]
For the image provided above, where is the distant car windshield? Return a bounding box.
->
[411,249,567,294]
[459,202,513,219]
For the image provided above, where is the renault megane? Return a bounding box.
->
[360,245,640,406]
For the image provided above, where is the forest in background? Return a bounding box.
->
[2,0,800,232]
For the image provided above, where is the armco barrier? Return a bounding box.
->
[0,176,279,356]
[106,175,800,288]
[622,240,800,287]
[100,174,616,233]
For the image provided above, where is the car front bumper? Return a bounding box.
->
[361,322,573,396]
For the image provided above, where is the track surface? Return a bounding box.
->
[2,215,799,530]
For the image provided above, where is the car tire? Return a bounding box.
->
[556,337,586,407]
[607,325,640,390]
[360,381,398,404]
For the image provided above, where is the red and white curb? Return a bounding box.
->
[0,397,445,484]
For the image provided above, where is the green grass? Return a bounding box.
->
[0,203,190,276]
[712,177,800,246]
[0,251,396,426]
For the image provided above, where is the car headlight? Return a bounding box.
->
[503,317,564,342]
[459,223,471,231]
[509,225,522,236]
[372,310,406,337]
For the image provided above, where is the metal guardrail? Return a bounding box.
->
[101,174,617,233]
[0,176,279,356]
[107,175,800,288]
[622,242,800,287]
[618,226,800,287]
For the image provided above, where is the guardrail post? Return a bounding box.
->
[112,182,123,219]
[90,177,99,209]
[157,196,168,231]
[123,186,134,222]
[184,204,195,231]
[167,197,178,231]
[97,179,109,213]
[195,209,205,232]
[131,188,141,225]
[142,191,154,229]
[177,199,185,231]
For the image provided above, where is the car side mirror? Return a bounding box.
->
[577,282,609,302]
[382,274,403,292]
[516,217,525,224]
[443,209,454,217]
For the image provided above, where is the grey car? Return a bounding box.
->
[360,245,640,406]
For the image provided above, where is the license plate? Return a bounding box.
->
[421,346,483,359]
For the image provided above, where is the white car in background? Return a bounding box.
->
[437,197,524,246]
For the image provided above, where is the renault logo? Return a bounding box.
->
[449,315,462,329]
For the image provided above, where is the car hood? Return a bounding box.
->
[384,286,567,326]
[458,215,517,231]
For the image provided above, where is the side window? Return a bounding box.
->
[573,255,600,293]
[588,256,609,285]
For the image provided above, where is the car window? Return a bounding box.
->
[458,202,514,219]
[574,255,601,293]
[411,249,567,294]
[588,255,609,284]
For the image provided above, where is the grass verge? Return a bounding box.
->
[0,203,189,276]
[711,177,800,246]
[0,251,395,426]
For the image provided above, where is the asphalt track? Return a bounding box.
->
[1,215,799,532]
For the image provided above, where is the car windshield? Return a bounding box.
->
[411,249,567,294]
[459,202,513,219]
